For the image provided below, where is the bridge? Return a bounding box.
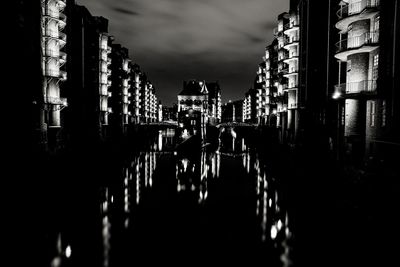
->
[215,122,257,129]
[139,121,178,127]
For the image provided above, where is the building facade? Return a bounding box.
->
[64,5,113,145]
[334,0,400,165]
[41,0,69,150]
[206,82,222,124]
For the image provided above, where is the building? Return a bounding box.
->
[40,0,69,150]
[243,91,252,122]
[333,0,400,164]
[177,80,209,136]
[158,102,163,122]
[64,5,113,145]
[263,40,279,127]
[206,81,222,124]
[162,105,178,122]
[222,100,244,123]
[109,44,131,138]
[242,87,258,123]
[129,63,142,124]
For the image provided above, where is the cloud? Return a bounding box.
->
[77,0,288,105]
[112,7,140,16]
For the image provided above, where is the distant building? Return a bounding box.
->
[162,105,177,121]
[109,44,131,137]
[129,63,142,124]
[178,80,209,114]
[177,80,209,136]
[206,81,222,124]
[222,100,244,123]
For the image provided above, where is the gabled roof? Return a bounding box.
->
[179,80,208,96]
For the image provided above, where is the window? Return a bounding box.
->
[370,101,376,127]
[382,100,386,127]
[347,60,352,72]
[373,54,379,80]
[342,106,346,126]
[374,16,380,33]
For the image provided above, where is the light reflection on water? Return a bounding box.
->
[96,128,293,266]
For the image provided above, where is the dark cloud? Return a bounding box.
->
[78,0,288,105]
[112,7,140,16]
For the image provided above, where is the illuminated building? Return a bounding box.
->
[206,81,222,124]
[109,44,131,137]
[41,0,69,149]
[334,0,400,163]
[129,63,142,124]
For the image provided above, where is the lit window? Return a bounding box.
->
[370,101,376,127]
[382,100,386,127]
[373,54,379,80]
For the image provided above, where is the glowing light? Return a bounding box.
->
[332,91,341,99]
[271,225,278,240]
[277,219,283,231]
[65,246,72,258]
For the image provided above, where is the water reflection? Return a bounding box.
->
[95,128,293,265]
[175,149,220,204]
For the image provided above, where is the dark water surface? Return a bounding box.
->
[40,128,294,266]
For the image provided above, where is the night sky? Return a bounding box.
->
[78,0,288,106]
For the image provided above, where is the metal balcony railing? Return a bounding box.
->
[60,70,67,80]
[59,13,67,23]
[43,29,58,38]
[45,96,67,106]
[58,0,66,9]
[59,32,67,42]
[284,35,300,46]
[283,20,299,31]
[336,32,379,53]
[337,0,380,19]
[59,51,66,60]
[335,80,377,95]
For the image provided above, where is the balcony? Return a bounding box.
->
[58,0,66,9]
[107,58,112,65]
[335,32,379,61]
[107,47,112,54]
[59,51,67,60]
[60,70,67,81]
[334,80,377,98]
[336,0,380,32]
[283,35,299,49]
[283,53,299,63]
[283,20,300,33]
[107,69,112,76]
[45,96,67,106]
[283,68,298,77]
